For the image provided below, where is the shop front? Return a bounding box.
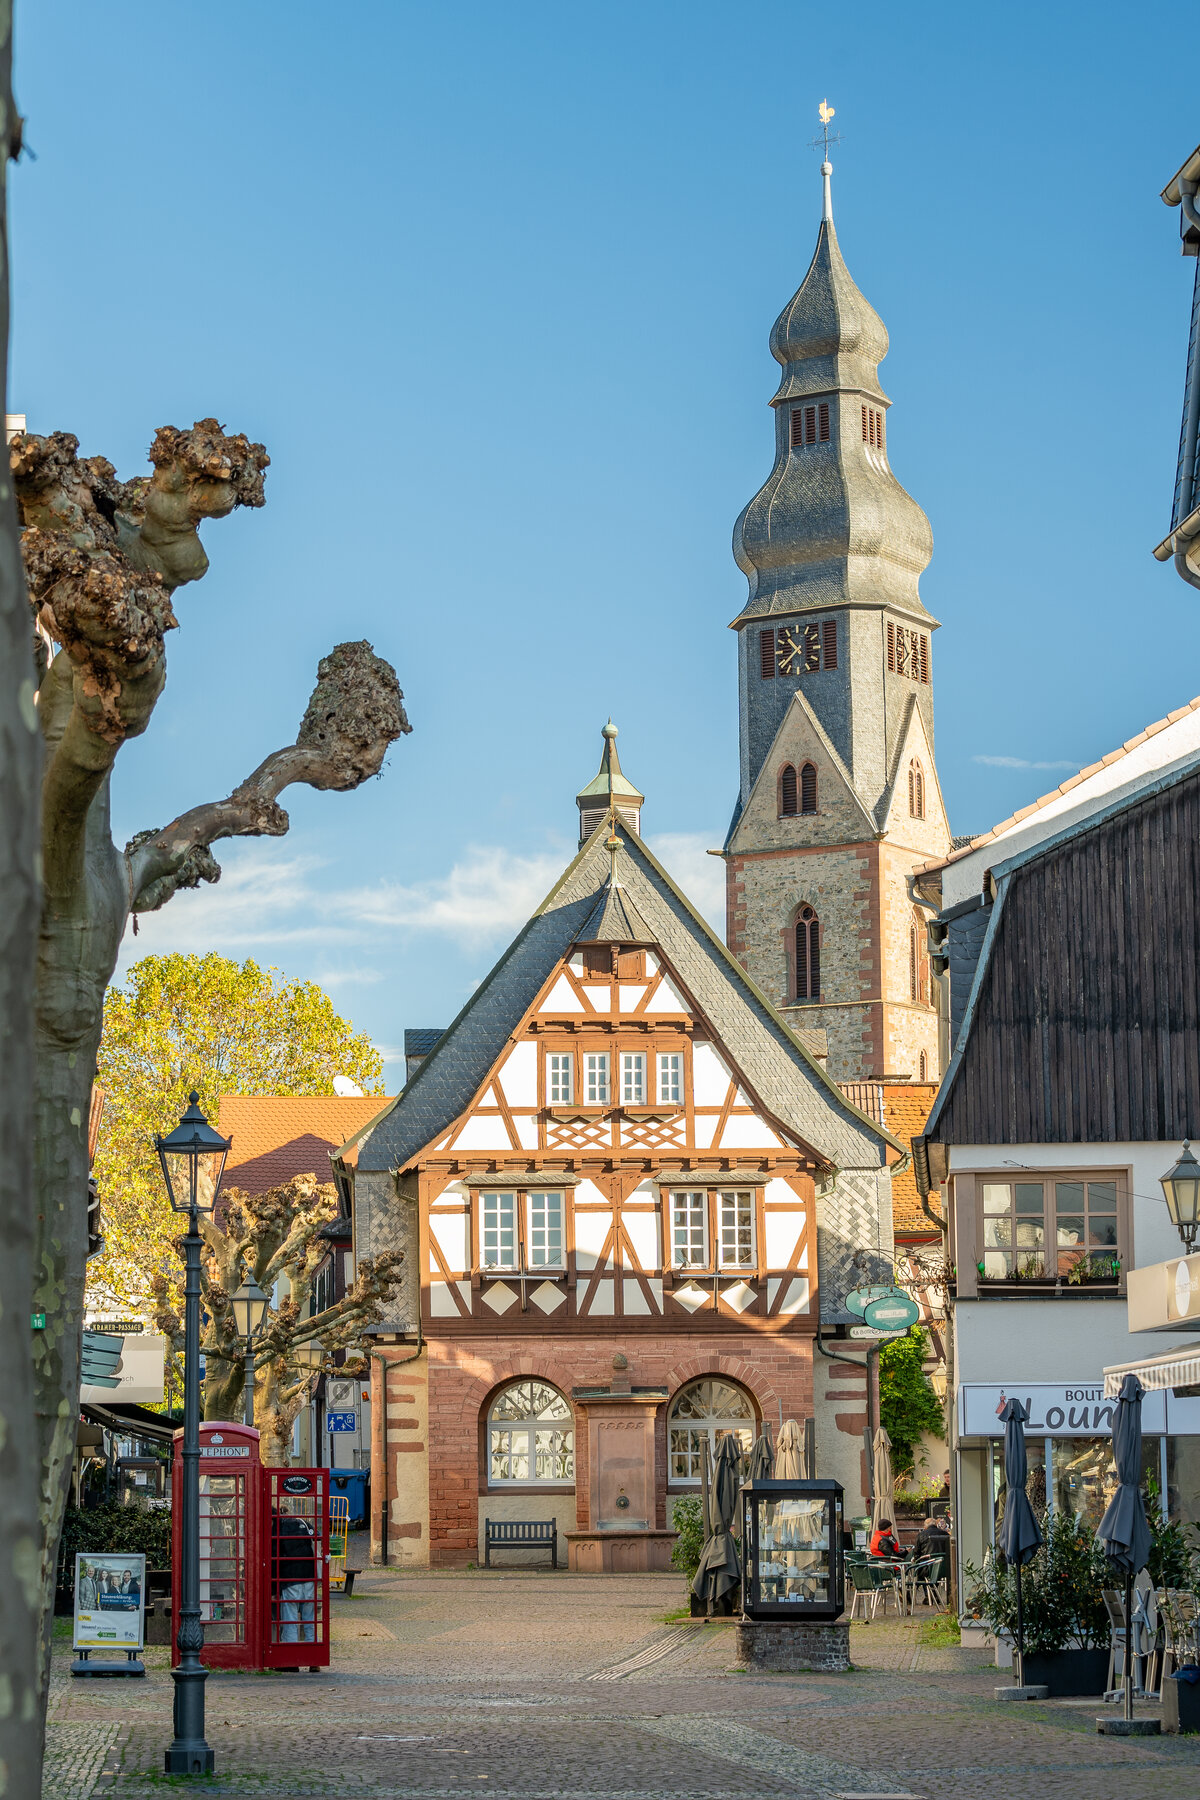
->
[955,1380,1200,1580]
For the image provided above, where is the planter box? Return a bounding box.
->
[1021,1649,1109,1696]
[1163,1670,1200,1734]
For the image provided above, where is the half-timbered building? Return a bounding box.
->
[340,728,898,1568]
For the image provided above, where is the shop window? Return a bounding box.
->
[668,1378,756,1485]
[487,1380,574,1486]
[978,1176,1121,1281]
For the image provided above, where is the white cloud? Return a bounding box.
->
[972,754,1079,771]
[338,844,567,945]
[115,851,343,977]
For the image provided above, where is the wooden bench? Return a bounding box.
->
[483,1518,558,1568]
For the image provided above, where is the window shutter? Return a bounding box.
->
[861,405,869,442]
[795,920,808,999]
[910,923,918,1002]
[790,409,804,449]
[759,629,775,680]
[780,765,797,816]
[822,617,837,670]
[800,762,817,814]
[919,634,929,683]
[805,406,816,444]
[809,915,820,998]
[916,769,924,818]
[908,764,915,815]
[878,410,886,451]
[887,620,895,672]
[818,402,830,442]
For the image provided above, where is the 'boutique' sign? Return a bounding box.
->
[959,1382,1168,1438]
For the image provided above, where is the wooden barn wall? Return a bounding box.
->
[938,774,1200,1145]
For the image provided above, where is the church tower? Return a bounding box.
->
[724,159,952,1083]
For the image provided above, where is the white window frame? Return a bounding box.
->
[525,1190,565,1270]
[584,1052,610,1105]
[657,1052,683,1105]
[487,1380,574,1487]
[546,1052,573,1105]
[670,1190,708,1269]
[480,1191,517,1270]
[621,1052,646,1104]
[718,1189,755,1270]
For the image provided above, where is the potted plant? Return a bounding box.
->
[965,1511,1109,1695]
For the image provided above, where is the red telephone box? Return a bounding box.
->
[171,1423,330,1671]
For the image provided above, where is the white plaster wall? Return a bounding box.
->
[692,1043,733,1105]
[955,1298,1150,1387]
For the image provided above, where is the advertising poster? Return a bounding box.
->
[73,1552,146,1651]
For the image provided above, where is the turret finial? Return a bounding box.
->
[813,99,838,224]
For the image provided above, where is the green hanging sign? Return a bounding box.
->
[845,1284,895,1317]
[863,1293,920,1332]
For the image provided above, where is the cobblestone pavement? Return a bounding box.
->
[44,1569,1200,1800]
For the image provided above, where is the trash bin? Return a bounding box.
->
[328,1469,368,1528]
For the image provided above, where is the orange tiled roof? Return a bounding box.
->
[881,1083,940,1238]
[216,1095,395,1196]
[917,694,1200,879]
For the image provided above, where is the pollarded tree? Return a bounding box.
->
[16,420,409,1677]
[150,1173,402,1464]
[92,952,385,1314]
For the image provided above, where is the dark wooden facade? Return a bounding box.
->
[920,764,1200,1174]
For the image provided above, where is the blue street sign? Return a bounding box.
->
[327,1412,357,1432]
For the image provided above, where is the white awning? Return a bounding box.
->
[1103,1341,1200,1398]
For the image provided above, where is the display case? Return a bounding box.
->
[740,1478,844,1620]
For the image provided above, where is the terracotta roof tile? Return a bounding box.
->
[216,1095,395,1196]
[880,1083,940,1238]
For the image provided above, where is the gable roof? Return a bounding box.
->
[920,694,1200,885]
[726,685,877,853]
[353,821,899,1176]
[218,1094,395,1195]
[916,746,1200,1190]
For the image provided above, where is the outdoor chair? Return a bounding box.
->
[1161,1588,1200,1685]
[1103,1588,1151,1699]
[848,1558,897,1622]
[909,1553,948,1611]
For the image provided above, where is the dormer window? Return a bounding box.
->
[790,403,831,448]
[861,405,885,451]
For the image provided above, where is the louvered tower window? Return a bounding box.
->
[779,764,798,816]
[861,405,885,449]
[800,762,818,814]
[759,629,776,679]
[910,907,929,1005]
[888,622,931,683]
[794,906,820,1002]
[789,403,831,448]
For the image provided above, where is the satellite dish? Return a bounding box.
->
[332,1076,364,1098]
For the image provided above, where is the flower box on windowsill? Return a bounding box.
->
[975,1277,1120,1298]
[622,1107,683,1122]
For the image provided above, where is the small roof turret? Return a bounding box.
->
[576,721,644,846]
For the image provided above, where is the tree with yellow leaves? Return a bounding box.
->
[92,953,384,1312]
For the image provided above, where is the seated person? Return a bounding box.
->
[869,1518,903,1559]
[913,1514,950,1561]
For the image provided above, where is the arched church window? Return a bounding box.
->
[800,762,818,814]
[780,764,798,816]
[487,1380,574,1486]
[908,759,925,819]
[668,1378,756,1485]
[795,905,820,1002]
[910,908,929,1006]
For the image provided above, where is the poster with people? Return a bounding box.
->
[73,1552,146,1651]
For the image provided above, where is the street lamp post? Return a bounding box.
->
[1160,1141,1200,1251]
[230,1276,271,1429]
[155,1092,230,1778]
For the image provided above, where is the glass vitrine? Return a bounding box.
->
[741,1478,844,1620]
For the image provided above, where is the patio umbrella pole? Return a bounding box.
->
[1124,1563,1134,1723]
[1013,1558,1024,1691]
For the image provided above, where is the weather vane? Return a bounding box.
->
[808,98,842,160]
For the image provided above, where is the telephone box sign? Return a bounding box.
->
[283,1475,313,1494]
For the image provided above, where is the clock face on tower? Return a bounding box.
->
[776,623,822,677]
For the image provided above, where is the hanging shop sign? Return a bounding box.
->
[845,1285,895,1317]
[863,1293,920,1332]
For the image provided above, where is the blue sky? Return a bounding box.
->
[13,2,1200,1082]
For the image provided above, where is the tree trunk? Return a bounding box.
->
[0,5,47,1788]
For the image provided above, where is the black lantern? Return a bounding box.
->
[740,1478,844,1620]
[155,1092,230,1216]
[230,1276,272,1430]
[1160,1141,1200,1250]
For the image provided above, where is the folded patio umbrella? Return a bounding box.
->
[748,1423,774,1481]
[774,1418,803,1479]
[869,1427,894,1532]
[691,1433,743,1609]
[997,1397,1042,1688]
[1096,1374,1152,1722]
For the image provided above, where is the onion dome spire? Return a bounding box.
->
[731,158,934,626]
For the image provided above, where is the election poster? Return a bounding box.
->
[73,1552,146,1652]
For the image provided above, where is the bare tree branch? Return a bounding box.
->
[126,640,410,912]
